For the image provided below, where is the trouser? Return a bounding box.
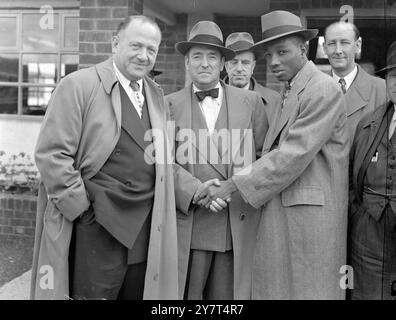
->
[69,209,147,300]
[184,249,234,300]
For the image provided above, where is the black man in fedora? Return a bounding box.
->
[348,41,396,300]
[196,11,349,299]
[165,21,268,299]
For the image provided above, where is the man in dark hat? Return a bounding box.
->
[224,32,280,122]
[348,41,396,300]
[324,21,386,141]
[165,20,268,299]
[196,10,350,299]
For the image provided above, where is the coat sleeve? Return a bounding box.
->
[34,75,90,221]
[232,79,346,208]
[165,95,201,215]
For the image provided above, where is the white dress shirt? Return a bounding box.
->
[332,65,358,92]
[113,62,144,118]
[193,83,223,135]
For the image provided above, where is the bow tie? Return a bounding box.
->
[195,88,219,101]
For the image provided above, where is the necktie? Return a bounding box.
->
[195,88,219,101]
[130,81,143,118]
[339,78,347,94]
[281,82,291,109]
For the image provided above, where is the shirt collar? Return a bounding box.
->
[332,65,358,91]
[113,62,143,93]
[192,82,222,97]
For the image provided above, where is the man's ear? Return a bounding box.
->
[355,37,362,57]
[111,35,119,54]
[220,56,225,71]
[185,55,189,71]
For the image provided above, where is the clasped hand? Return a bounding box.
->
[192,178,236,213]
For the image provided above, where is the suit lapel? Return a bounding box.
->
[225,85,253,175]
[345,66,369,117]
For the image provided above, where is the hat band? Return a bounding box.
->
[228,41,253,52]
[188,34,223,46]
[262,25,305,40]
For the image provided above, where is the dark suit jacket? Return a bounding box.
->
[165,82,268,299]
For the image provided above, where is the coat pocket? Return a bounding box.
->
[281,186,325,207]
[43,200,71,244]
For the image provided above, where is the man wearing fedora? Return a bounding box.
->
[324,21,386,141]
[165,21,268,299]
[348,41,396,300]
[224,32,280,122]
[196,11,350,299]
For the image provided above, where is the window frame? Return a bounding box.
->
[0,9,79,119]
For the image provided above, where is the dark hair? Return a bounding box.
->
[324,21,360,41]
[115,15,161,39]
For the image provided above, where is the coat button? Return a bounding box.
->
[240,213,246,221]
[160,176,164,182]
[157,224,161,232]
[115,149,121,156]
[125,181,132,186]
[153,273,159,281]
[254,186,260,190]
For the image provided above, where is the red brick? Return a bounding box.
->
[96,19,124,31]
[23,227,36,237]
[10,219,31,227]
[80,19,97,31]
[80,0,98,8]
[0,226,13,234]
[23,200,30,211]
[112,7,129,18]
[97,0,127,7]
[2,210,13,218]
[79,42,95,53]
[7,198,14,210]
[0,217,9,225]
[80,54,110,65]
[80,7,112,19]
[96,42,112,53]
[0,198,6,209]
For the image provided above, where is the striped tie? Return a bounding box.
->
[338,78,347,94]
[130,81,143,118]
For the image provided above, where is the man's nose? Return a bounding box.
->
[201,56,209,67]
[137,47,149,61]
[236,60,243,71]
[335,42,342,54]
[269,54,280,67]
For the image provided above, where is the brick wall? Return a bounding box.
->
[0,195,37,239]
[155,14,187,95]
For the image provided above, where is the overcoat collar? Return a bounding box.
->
[266,60,315,149]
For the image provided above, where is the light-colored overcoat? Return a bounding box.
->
[332,65,386,141]
[30,58,179,300]
[233,61,350,299]
[165,83,269,299]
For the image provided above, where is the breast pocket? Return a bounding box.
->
[281,186,325,207]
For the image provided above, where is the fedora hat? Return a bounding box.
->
[375,41,396,75]
[252,10,318,52]
[175,21,235,61]
[225,32,255,53]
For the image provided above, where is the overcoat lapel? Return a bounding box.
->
[225,86,253,176]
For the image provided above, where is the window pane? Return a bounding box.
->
[0,17,17,47]
[64,16,78,49]
[22,13,59,51]
[61,54,78,78]
[0,86,18,114]
[0,54,19,82]
[22,54,57,84]
[22,86,54,115]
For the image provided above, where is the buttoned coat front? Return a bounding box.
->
[233,61,350,299]
[333,65,386,141]
[165,83,268,299]
[30,58,178,300]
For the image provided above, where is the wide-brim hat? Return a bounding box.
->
[225,32,255,54]
[175,21,235,61]
[375,41,396,75]
[252,10,318,55]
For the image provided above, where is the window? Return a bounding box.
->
[0,10,79,116]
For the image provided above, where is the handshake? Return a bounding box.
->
[192,178,238,213]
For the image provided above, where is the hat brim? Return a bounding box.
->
[175,41,236,61]
[251,29,319,60]
[375,64,396,75]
